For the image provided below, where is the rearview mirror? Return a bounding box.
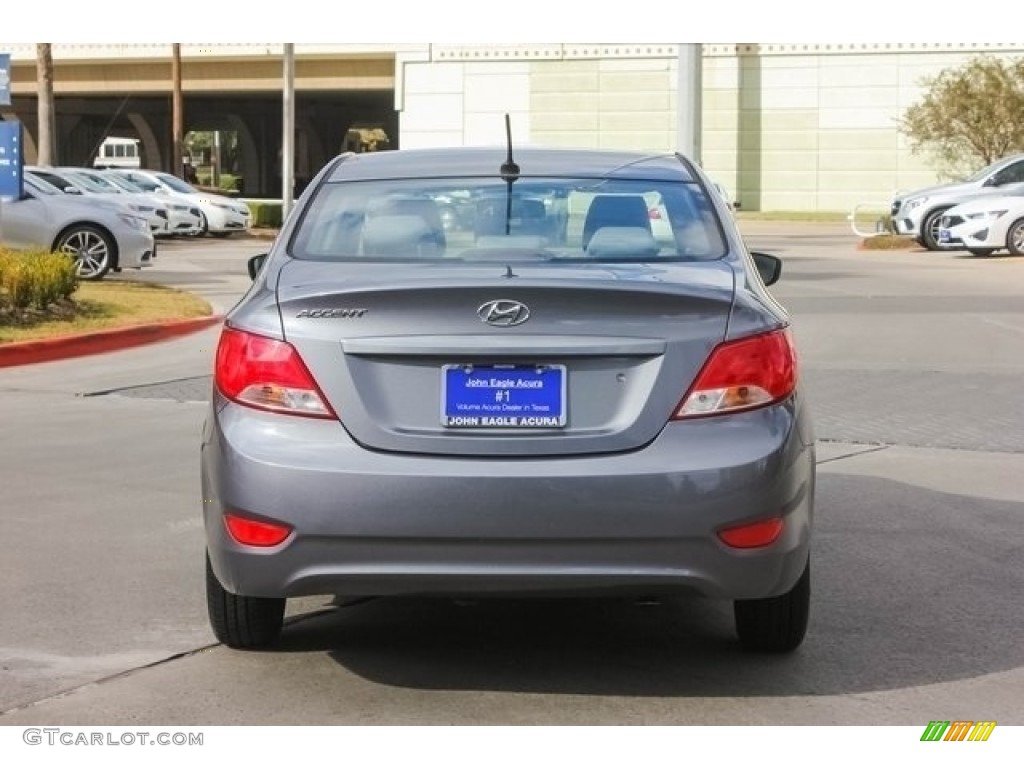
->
[751,251,782,286]
[247,253,269,280]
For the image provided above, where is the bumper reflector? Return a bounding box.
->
[224,513,292,547]
[718,517,784,549]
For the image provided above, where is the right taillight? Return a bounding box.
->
[214,326,336,419]
[672,328,797,419]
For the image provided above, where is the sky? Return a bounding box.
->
[0,1,985,45]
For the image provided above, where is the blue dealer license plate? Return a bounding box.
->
[442,364,566,428]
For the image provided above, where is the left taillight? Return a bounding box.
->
[214,326,336,419]
[672,328,797,419]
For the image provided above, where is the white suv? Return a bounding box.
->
[890,154,1024,249]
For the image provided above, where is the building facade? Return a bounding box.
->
[3,43,1022,208]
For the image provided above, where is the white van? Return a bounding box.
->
[93,137,141,169]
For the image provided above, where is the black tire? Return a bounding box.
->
[198,211,210,236]
[734,559,810,653]
[206,553,285,649]
[1005,217,1024,255]
[54,225,115,280]
[921,208,955,251]
[967,248,997,257]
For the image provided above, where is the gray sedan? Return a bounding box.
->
[0,174,154,279]
[203,146,816,653]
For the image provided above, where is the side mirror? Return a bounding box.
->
[247,253,269,280]
[65,186,84,195]
[751,251,782,286]
[983,176,998,187]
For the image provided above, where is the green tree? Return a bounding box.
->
[900,56,1024,178]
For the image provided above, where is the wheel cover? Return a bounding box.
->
[1011,223,1024,252]
[927,212,945,246]
[59,230,109,278]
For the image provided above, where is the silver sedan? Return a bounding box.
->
[202,146,816,653]
[1,174,153,279]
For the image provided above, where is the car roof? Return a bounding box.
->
[326,147,695,183]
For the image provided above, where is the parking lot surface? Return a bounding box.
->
[1,226,1022,724]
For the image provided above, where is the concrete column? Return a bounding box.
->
[676,44,703,163]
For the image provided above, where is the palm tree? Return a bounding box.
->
[172,43,183,176]
[36,44,56,166]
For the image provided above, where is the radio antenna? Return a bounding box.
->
[500,114,519,235]
[500,113,520,182]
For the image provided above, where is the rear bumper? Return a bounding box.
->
[203,394,815,602]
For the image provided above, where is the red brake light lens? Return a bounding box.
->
[214,326,336,419]
[673,328,797,419]
[224,513,292,547]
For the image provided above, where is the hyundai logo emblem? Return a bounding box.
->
[478,300,530,327]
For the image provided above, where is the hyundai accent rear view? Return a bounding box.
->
[202,146,816,653]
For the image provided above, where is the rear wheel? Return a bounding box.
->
[1005,218,1024,255]
[206,554,285,649]
[734,559,810,653]
[921,208,952,250]
[967,248,996,257]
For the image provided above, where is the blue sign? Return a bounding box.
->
[0,120,24,201]
[0,54,10,106]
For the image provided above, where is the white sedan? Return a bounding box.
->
[940,188,1024,256]
[108,169,251,237]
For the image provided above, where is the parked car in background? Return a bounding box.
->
[25,165,170,237]
[939,185,1024,256]
[1,174,154,279]
[889,153,1024,249]
[108,169,251,237]
[95,170,204,237]
[70,167,205,237]
[203,146,815,654]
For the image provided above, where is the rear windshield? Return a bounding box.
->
[289,177,728,262]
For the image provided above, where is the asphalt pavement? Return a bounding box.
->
[1,226,1022,725]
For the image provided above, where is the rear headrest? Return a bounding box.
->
[363,197,446,256]
[582,195,651,248]
[362,215,443,257]
[369,198,444,229]
[585,226,661,258]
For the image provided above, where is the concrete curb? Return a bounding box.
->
[0,314,224,369]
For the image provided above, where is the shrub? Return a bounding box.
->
[246,200,283,228]
[0,248,80,311]
[218,173,239,192]
[0,259,34,309]
[29,252,79,308]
